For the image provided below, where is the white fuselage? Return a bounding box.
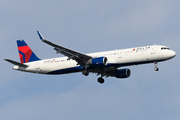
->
[13,45,176,75]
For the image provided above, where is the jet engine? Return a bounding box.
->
[87,57,107,66]
[114,69,131,78]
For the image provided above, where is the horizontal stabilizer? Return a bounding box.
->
[4,59,28,67]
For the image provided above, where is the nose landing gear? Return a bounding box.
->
[154,67,159,71]
[154,61,159,71]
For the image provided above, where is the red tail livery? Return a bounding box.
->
[17,40,40,63]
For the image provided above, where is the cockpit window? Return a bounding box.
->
[161,47,170,50]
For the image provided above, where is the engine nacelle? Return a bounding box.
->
[115,69,131,78]
[87,57,107,66]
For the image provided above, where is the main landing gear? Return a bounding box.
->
[82,70,89,76]
[154,61,159,71]
[82,69,105,84]
[97,77,104,84]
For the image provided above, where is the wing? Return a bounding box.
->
[37,31,92,66]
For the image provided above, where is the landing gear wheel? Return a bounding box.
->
[154,67,159,71]
[97,77,104,84]
[82,70,89,76]
[154,61,159,71]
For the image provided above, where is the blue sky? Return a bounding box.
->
[0,0,179,120]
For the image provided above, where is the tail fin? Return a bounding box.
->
[17,40,41,63]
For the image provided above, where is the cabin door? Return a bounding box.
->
[151,46,156,54]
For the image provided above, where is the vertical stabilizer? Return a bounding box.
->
[17,40,40,63]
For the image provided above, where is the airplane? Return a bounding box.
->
[4,31,176,84]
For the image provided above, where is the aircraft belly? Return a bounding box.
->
[47,66,83,75]
[44,61,80,74]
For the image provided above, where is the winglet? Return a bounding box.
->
[37,31,45,40]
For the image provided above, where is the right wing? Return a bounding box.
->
[37,31,92,66]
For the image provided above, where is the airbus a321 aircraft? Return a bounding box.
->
[5,31,176,84]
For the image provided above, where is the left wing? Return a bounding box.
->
[37,31,92,66]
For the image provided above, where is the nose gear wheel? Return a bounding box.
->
[154,61,159,71]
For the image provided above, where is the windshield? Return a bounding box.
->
[161,47,170,50]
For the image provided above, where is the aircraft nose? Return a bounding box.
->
[170,50,176,58]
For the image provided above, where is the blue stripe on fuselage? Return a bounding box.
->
[47,66,84,74]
